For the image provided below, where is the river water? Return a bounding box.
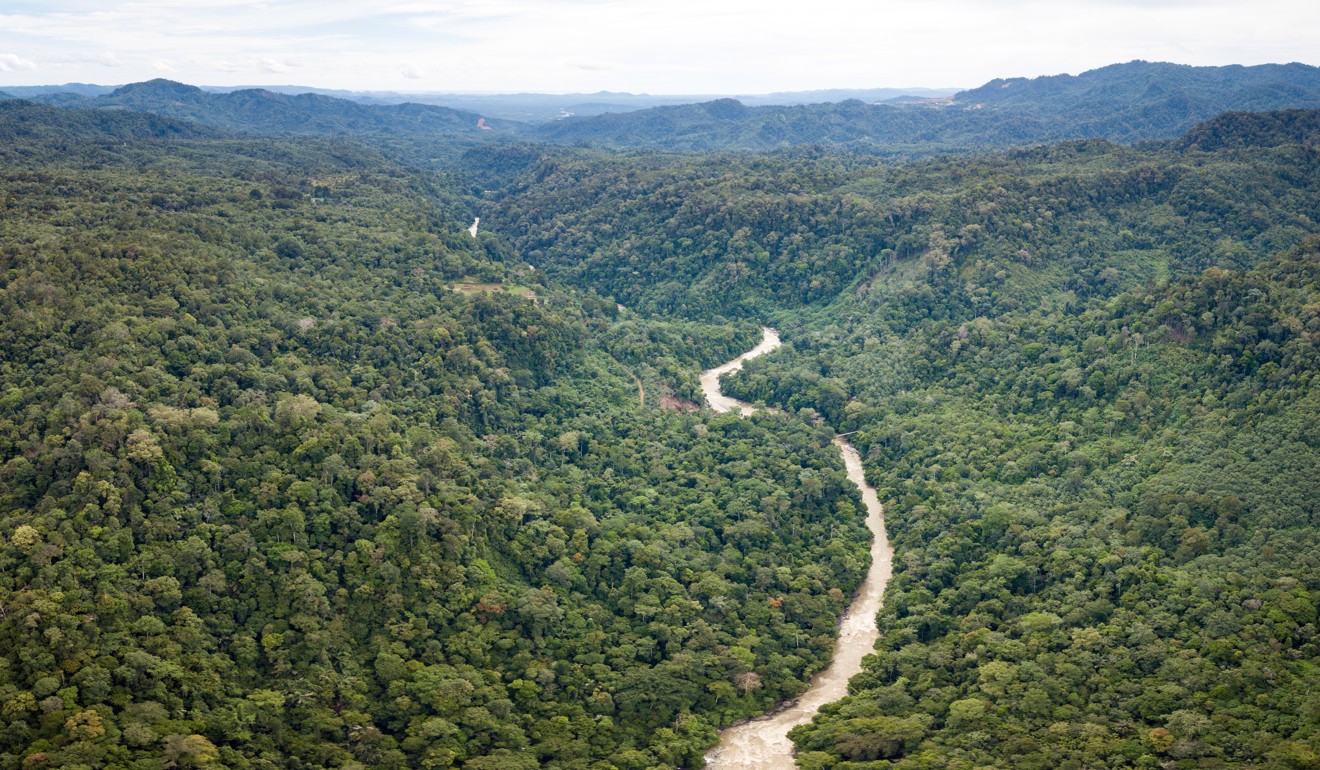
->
[700,328,894,770]
[698,327,783,416]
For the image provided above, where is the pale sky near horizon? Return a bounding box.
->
[1,0,1317,94]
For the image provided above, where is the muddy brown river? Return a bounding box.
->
[700,328,894,769]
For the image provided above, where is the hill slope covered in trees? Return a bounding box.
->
[0,104,871,769]
[10,61,1320,155]
[533,61,1320,153]
[484,110,1320,767]
[0,86,1317,769]
[483,117,1320,319]
[5,79,523,138]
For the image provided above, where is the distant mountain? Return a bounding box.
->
[76,79,522,137]
[226,87,958,124]
[0,100,221,159]
[198,86,958,122]
[533,97,1040,153]
[14,62,1320,151]
[953,60,1320,140]
[534,61,1320,152]
[0,82,117,98]
[736,87,956,106]
[8,81,958,123]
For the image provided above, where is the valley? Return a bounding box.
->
[701,331,894,769]
[1,61,1318,770]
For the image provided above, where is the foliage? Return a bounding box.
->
[487,118,1320,324]
[770,244,1320,768]
[0,108,869,769]
[5,79,1320,770]
[483,107,1320,766]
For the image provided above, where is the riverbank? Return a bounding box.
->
[700,328,894,770]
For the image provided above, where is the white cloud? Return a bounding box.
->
[0,53,38,72]
[50,51,121,67]
[0,0,1316,91]
[257,57,295,74]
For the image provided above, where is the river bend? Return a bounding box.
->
[700,328,894,770]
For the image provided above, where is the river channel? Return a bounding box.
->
[700,327,894,770]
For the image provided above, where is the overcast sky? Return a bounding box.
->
[1,0,1317,94]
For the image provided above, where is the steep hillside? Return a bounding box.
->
[0,100,221,149]
[533,98,1037,154]
[0,107,871,769]
[1174,107,1320,150]
[481,110,1320,767]
[486,113,1320,319]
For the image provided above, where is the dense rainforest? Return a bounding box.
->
[0,103,872,769]
[482,109,1320,767]
[774,242,1320,769]
[0,72,1317,770]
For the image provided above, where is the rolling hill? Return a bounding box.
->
[25,79,525,138]
[533,61,1320,152]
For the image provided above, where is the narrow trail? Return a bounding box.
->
[700,328,894,770]
[608,353,645,407]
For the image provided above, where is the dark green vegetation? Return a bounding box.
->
[485,119,1320,321]
[2,68,1318,769]
[0,100,221,146]
[485,109,1320,767]
[776,246,1320,769]
[0,103,871,769]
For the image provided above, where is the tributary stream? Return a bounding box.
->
[700,328,894,769]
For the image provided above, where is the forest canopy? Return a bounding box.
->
[0,93,1317,770]
[0,104,868,769]
[487,107,1320,768]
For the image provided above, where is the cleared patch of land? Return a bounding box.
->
[446,278,537,300]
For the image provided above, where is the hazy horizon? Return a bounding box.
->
[0,80,967,98]
[2,0,1318,94]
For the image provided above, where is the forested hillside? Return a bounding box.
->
[532,62,1320,153]
[13,61,1320,156]
[953,61,1320,134]
[3,79,522,138]
[487,111,1320,766]
[735,243,1320,768]
[2,78,1317,770]
[0,104,872,769]
[484,123,1320,320]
